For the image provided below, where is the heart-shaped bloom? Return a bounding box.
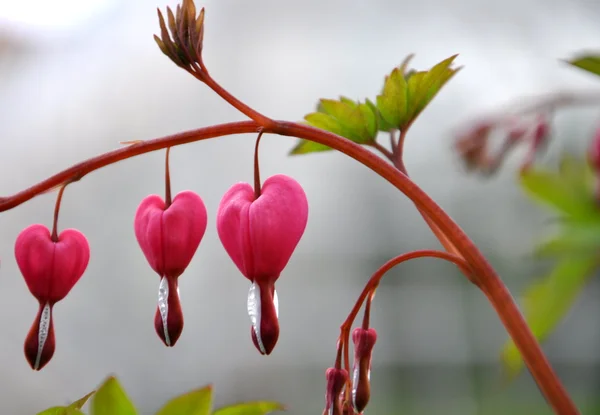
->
[351,327,377,413]
[217,174,308,355]
[134,190,207,347]
[15,224,90,370]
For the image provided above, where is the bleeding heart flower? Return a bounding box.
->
[324,367,349,415]
[134,190,207,347]
[15,224,90,370]
[217,174,308,355]
[351,327,377,413]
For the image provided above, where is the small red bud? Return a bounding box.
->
[15,224,90,370]
[217,174,308,355]
[351,328,377,413]
[323,367,349,415]
[134,190,207,347]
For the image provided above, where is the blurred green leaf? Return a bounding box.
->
[291,96,381,155]
[519,155,600,221]
[213,401,284,415]
[501,255,598,376]
[565,54,600,78]
[155,385,212,415]
[534,222,600,258]
[37,408,85,415]
[91,376,137,415]
[376,54,459,131]
[37,391,94,415]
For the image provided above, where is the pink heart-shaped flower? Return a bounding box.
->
[217,174,308,283]
[15,224,90,304]
[134,190,207,278]
[15,223,90,371]
[217,174,308,355]
[134,190,207,347]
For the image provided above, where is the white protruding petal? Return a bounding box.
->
[35,302,51,370]
[352,363,359,409]
[158,277,171,346]
[247,282,266,354]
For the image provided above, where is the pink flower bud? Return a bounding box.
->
[15,224,90,370]
[217,174,308,355]
[134,190,207,347]
[323,367,349,415]
[351,327,377,413]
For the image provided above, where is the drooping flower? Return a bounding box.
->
[323,367,349,415]
[217,174,308,355]
[351,327,377,413]
[15,224,90,370]
[134,190,207,346]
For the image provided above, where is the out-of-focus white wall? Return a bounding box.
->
[1,1,600,414]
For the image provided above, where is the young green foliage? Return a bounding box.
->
[37,391,95,415]
[91,376,138,415]
[565,53,600,78]
[37,375,284,415]
[502,154,600,376]
[155,385,213,415]
[290,96,380,155]
[376,54,460,131]
[212,401,285,415]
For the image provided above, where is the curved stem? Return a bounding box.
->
[51,183,69,242]
[338,249,469,407]
[0,120,578,413]
[165,147,172,207]
[253,129,264,199]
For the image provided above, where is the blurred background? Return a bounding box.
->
[1,0,600,414]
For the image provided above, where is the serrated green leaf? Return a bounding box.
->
[376,67,408,128]
[358,102,377,139]
[376,55,459,131]
[155,385,212,415]
[213,401,284,415]
[365,99,394,132]
[317,99,366,142]
[519,157,600,221]
[91,376,137,415]
[565,54,600,78]
[501,255,598,377]
[293,96,381,155]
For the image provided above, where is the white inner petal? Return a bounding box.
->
[273,288,279,318]
[247,282,265,354]
[35,302,51,370]
[352,364,359,409]
[158,277,171,346]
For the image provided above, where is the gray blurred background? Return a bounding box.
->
[1,0,600,414]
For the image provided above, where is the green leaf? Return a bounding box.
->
[534,222,600,258]
[155,385,213,415]
[376,54,459,131]
[291,96,381,155]
[519,156,600,221]
[565,53,600,78]
[213,401,285,415]
[501,255,598,376]
[91,376,137,415]
[37,391,95,415]
[376,67,408,128]
[37,408,85,415]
